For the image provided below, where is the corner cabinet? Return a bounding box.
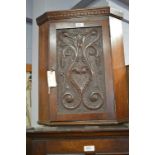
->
[36,7,128,126]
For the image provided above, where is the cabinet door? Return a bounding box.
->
[48,20,115,122]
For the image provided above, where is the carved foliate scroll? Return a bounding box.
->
[56,26,106,114]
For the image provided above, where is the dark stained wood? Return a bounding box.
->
[109,17,128,122]
[37,7,128,126]
[56,26,106,115]
[36,7,123,26]
[38,22,50,122]
[46,138,128,154]
[26,137,32,155]
[48,23,58,121]
[126,65,129,84]
[38,120,118,126]
[126,65,129,95]
[47,21,116,123]
[32,141,46,155]
[26,125,129,155]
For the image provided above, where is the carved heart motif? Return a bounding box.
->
[70,62,92,93]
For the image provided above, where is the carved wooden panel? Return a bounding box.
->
[56,26,106,114]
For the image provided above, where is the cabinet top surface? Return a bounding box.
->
[26,125,128,138]
[27,124,128,133]
[36,7,123,25]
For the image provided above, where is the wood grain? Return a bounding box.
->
[26,125,129,155]
[38,22,50,122]
[109,17,129,122]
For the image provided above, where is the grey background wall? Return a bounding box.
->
[26,23,32,64]
[26,0,33,64]
[26,0,129,127]
[88,0,129,65]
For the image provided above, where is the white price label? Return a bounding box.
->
[84,145,95,152]
[75,23,84,27]
[47,70,57,87]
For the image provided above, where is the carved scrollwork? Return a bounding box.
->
[83,92,104,110]
[62,93,81,109]
[63,93,74,103]
[57,26,106,113]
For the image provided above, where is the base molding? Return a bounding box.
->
[38,120,129,126]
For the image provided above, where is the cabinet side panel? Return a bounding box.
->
[109,17,128,122]
[102,19,116,120]
[39,22,50,122]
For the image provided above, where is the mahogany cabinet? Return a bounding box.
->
[36,7,128,126]
[26,125,129,155]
